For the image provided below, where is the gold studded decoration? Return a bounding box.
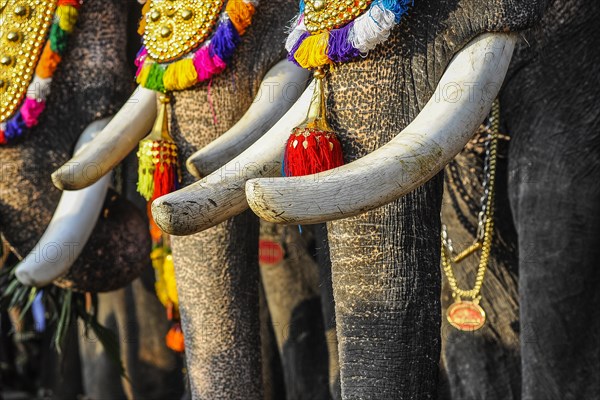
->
[304,0,372,33]
[0,0,58,123]
[143,0,225,63]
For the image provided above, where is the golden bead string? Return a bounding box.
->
[441,100,500,301]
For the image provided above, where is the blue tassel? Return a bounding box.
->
[5,112,27,141]
[210,20,241,62]
[380,0,413,23]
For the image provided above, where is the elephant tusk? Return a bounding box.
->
[245,33,517,224]
[186,60,310,178]
[16,118,113,287]
[51,86,156,191]
[151,81,316,235]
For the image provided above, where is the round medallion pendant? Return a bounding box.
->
[304,0,373,33]
[144,0,225,63]
[447,301,486,331]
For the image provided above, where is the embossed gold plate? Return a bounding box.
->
[0,0,57,123]
[144,0,225,63]
[447,301,486,331]
[304,0,372,33]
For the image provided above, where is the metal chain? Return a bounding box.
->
[441,100,499,301]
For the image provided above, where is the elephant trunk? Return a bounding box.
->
[328,176,444,398]
[171,212,263,399]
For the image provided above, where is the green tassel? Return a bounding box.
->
[145,63,166,93]
[49,24,69,55]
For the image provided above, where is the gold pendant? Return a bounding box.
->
[0,0,58,122]
[304,0,373,33]
[143,0,225,63]
[447,300,486,331]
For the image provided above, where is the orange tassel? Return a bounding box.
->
[165,322,185,353]
[226,0,255,35]
[138,1,151,36]
[36,43,62,79]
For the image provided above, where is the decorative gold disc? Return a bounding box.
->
[304,0,373,33]
[0,0,58,123]
[447,301,486,331]
[143,0,225,63]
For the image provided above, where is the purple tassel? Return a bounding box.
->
[210,20,240,62]
[5,112,27,140]
[32,292,46,332]
[287,32,310,66]
[328,22,361,63]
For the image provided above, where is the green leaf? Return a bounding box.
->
[54,290,72,353]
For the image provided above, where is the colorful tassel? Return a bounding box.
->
[286,0,413,69]
[136,94,180,201]
[293,31,332,69]
[1,1,81,145]
[163,59,198,92]
[135,0,258,92]
[165,322,185,353]
[283,70,344,177]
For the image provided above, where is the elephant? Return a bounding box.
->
[52,0,344,398]
[0,0,183,398]
[137,0,596,399]
[52,0,599,398]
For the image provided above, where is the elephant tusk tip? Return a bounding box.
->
[51,169,67,191]
[14,268,39,287]
[185,157,203,179]
[151,195,198,236]
[245,178,287,224]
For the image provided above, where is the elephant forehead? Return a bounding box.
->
[0,0,58,123]
[143,0,225,62]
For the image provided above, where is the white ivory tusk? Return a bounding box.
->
[186,60,310,178]
[51,86,156,190]
[151,81,316,235]
[16,118,113,287]
[246,33,517,224]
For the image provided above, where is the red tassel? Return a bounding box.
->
[152,159,178,200]
[165,322,185,353]
[284,127,344,177]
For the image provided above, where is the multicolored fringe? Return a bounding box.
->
[136,94,180,201]
[135,0,258,93]
[0,0,82,145]
[149,229,184,353]
[286,0,412,69]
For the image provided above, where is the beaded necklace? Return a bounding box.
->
[0,0,82,145]
[134,0,259,202]
[282,0,412,176]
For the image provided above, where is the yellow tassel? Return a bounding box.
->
[163,59,198,91]
[136,62,152,86]
[151,247,170,307]
[57,6,79,33]
[163,254,179,307]
[294,31,332,69]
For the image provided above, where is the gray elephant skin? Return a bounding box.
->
[155,0,600,399]
[0,1,183,398]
